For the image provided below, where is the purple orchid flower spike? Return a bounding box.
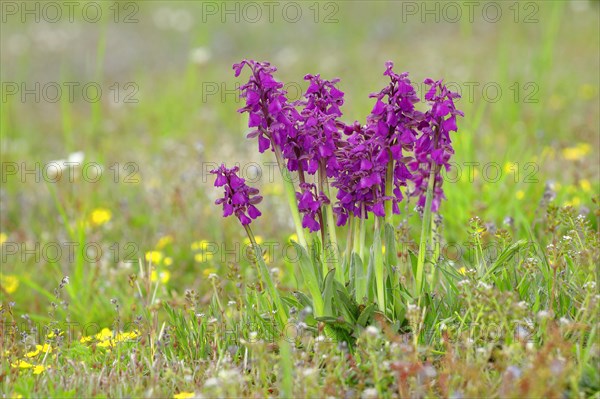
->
[211,164,262,226]
[366,61,424,218]
[410,79,464,212]
[282,74,345,183]
[233,60,300,154]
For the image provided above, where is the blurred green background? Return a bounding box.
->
[1,1,598,324]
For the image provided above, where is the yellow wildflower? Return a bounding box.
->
[174,392,196,399]
[25,344,52,358]
[156,235,174,249]
[579,84,596,100]
[0,274,19,294]
[96,328,113,341]
[580,179,591,192]
[548,94,564,111]
[288,233,298,244]
[243,236,264,246]
[202,268,217,278]
[81,328,138,347]
[151,270,170,284]
[541,146,556,161]
[11,360,33,369]
[145,251,163,265]
[516,190,525,200]
[458,267,467,276]
[80,327,111,343]
[564,197,581,207]
[263,251,273,264]
[0,232,7,245]
[191,239,211,251]
[96,330,139,348]
[115,331,139,341]
[89,208,112,226]
[562,143,591,161]
[503,162,517,174]
[33,364,50,374]
[164,257,173,266]
[194,252,213,263]
[45,330,64,339]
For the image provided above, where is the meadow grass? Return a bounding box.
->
[1,1,599,397]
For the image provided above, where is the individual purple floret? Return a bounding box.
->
[410,79,464,212]
[296,183,329,232]
[233,60,300,153]
[211,164,262,225]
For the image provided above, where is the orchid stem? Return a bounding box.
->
[358,212,366,261]
[273,146,307,249]
[384,157,394,225]
[374,216,386,311]
[244,224,288,327]
[318,162,342,282]
[416,157,437,301]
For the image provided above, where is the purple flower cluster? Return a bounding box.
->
[221,59,463,230]
[410,79,464,211]
[234,60,299,153]
[297,74,344,177]
[333,62,424,225]
[296,183,329,232]
[367,62,422,193]
[333,123,384,226]
[211,164,262,225]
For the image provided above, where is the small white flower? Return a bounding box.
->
[526,342,535,351]
[422,365,437,378]
[204,377,219,388]
[537,310,550,320]
[361,387,378,399]
[189,47,212,65]
[365,326,379,337]
[302,368,317,377]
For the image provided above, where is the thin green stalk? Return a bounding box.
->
[359,212,366,260]
[345,215,355,267]
[244,224,288,327]
[416,165,436,299]
[384,157,394,225]
[428,214,441,289]
[273,146,307,249]
[352,215,360,254]
[318,162,341,282]
[373,217,385,312]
